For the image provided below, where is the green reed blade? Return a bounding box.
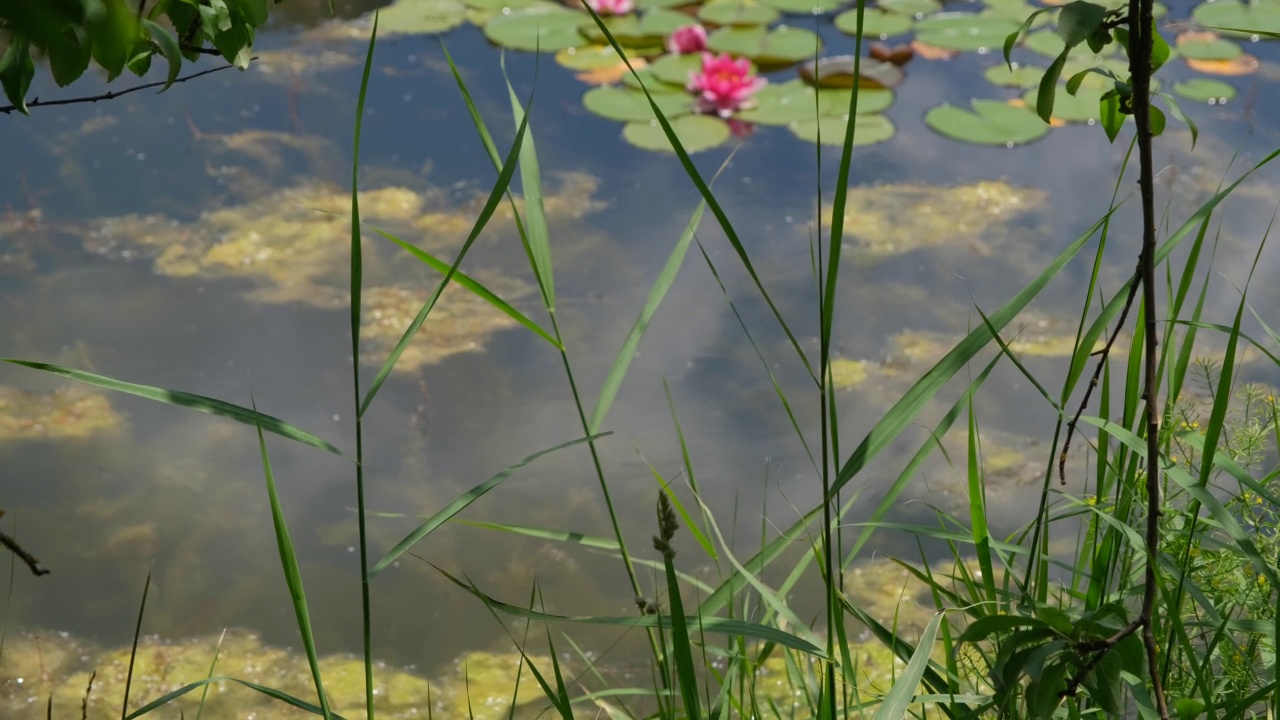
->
[252,401,331,720]
[359,100,531,417]
[120,565,151,720]
[0,360,345,457]
[126,677,350,719]
[588,200,706,434]
[369,433,608,577]
[370,226,559,348]
[502,60,555,311]
[871,612,944,720]
[433,564,827,657]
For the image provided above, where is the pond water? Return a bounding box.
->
[2,0,1280,706]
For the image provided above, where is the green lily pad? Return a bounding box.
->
[707,25,823,64]
[647,52,704,85]
[483,6,590,51]
[376,0,469,35]
[621,65,684,90]
[789,113,896,146]
[1177,36,1244,60]
[623,114,732,152]
[462,0,544,10]
[876,0,940,17]
[799,56,905,88]
[983,62,1045,88]
[835,9,915,37]
[636,0,695,8]
[982,0,1044,23]
[1022,84,1104,122]
[555,43,622,69]
[759,0,845,14]
[924,99,1049,145]
[698,0,781,26]
[1173,77,1236,103]
[736,79,893,124]
[913,12,1021,52]
[580,9,692,45]
[1192,0,1280,37]
[583,85,695,121]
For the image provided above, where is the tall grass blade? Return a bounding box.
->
[503,59,555,309]
[194,629,227,720]
[432,564,827,655]
[369,433,609,576]
[371,227,559,348]
[120,566,152,720]
[358,102,531,416]
[126,677,350,719]
[348,16,379,720]
[0,360,343,456]
[871,612,944,720]
[660,546,702,720]
[588,199,707,433]
[252,401,332,720]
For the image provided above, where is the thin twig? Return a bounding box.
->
[0,61,245,115]
[0,527,50,576]
[1058,263,1142,484]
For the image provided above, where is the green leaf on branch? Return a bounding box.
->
[143,19,184,91]
[0,37,35,113]
[1056,1,1107,47]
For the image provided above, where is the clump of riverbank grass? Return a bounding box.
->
[4,2,1280,719]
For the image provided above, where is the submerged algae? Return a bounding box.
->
[0,385,122,440]
[825,180,1049,258]
[0,629,552,720]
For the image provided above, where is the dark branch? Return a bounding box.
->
[0,61,245,115]
[0,523,50,576]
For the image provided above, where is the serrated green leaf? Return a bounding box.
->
[1057,1,1107,47]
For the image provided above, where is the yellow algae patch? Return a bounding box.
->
[830,357,872,390]
[0,386,122,440]
[824,180,1048,257]
[361,279,534,372]
[0,629,553,720]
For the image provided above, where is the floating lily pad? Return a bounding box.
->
[623,115,732,152]
[876,0,940,16]
[983,62,1045,87]
[483,6,590,51]
[983,0,1044,23]
[759,0,844,12]
[1176,35,1243,60]
[1173,77,1236,102]
[1022,84,1104,122]
[580,8,692,45]
[583,85,694,121]
[707,25,823,64]
[924,99,1049,145]
[376,0,469,34]
[913,12,1021,52]
[800,55,905,88]
[698,0,781,26]
[462,0,544,10]
[1192,0,1280,37]
[789,113,896,146]
[647,52,704,85]
[835,9,915,37]
[636,0,695,8]
[555,43,629,69]
[736,79,893,124]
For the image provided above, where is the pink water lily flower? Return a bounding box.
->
[665,24,708,55]
[687,53,766,118]
[585,0,634,15]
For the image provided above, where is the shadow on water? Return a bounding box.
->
[1,0,1279,693]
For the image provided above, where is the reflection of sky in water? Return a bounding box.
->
[0,0,1279,674]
